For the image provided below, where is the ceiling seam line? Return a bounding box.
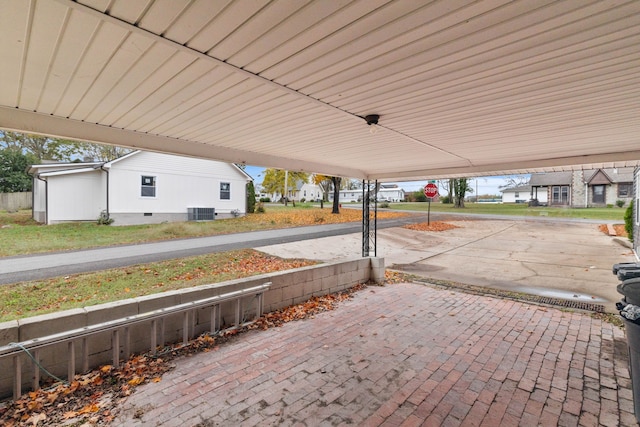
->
[55,0,365,123]
[56,0,469,164]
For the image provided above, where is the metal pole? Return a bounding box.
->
[374,180,378,257]
[284,170,288,206]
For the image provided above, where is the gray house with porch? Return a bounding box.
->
[530,168,634,208]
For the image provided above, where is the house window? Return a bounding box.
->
[619,183,632,197]
[515,192,519,197]
[551,186,569,205]
[220,182,230,200]
[141,176,156,197]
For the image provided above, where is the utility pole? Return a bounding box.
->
[284,170,288,206]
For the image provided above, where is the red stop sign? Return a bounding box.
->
[424,183,438,198]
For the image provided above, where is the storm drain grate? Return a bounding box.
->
[411,277,606,313]
[533,297,605,313]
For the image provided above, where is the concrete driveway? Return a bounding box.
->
[258,218,637,313]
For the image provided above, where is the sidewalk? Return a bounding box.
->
[112,282,634,426]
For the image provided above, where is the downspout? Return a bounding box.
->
[100,164,110,220]
[36,174,48,225]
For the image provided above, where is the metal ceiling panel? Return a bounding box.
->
[1,0,639,181]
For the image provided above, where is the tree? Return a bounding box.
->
[313,174,333,201]
[77,143,132,162]
[440,179,453,204]
[0,149,37,192]
[331,176,342,214]
[246,181,256,213]
[0,131,82,162]
[499,175,530,190]
[0,131,133,163]
[260,168,309,201]
[451,178,471,208]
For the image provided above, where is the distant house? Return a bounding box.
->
[529,168,634,207]
[529,172,573,206]
[377,184,405,202]
[500,185,542,204]
[326,184,405,203]
[289,182,324,202]
[328,189,361,203]
[29,151,252,225]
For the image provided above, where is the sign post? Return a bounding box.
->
[424,183,439,225]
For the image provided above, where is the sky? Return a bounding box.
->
[244,165,527,197]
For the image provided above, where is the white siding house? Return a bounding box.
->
[377,185,405,202]
[29,151,251,225]
[500,185,538,204]
[290,182,324,202]
[328,190,361,203]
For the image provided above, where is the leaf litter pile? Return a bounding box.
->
[0,272,414,426]
[402,221,459,232]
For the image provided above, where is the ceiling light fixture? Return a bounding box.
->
[364,114,380,134]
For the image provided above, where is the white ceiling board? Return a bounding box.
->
[0,0,639,181]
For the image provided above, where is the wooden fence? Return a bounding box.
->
[0,192,31,211]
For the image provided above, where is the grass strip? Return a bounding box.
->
[0,249,317,322]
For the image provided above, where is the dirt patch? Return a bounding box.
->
[599,224,627,237]
[402,221,459,232]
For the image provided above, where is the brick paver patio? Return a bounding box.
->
[113,283,635,426]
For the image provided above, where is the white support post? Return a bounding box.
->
[112,330,120,366]
[13,355,21,400]
[82,338,89,373]
[235,299,242,326]
[151,320,157,355]
[33,349,40,391]
[124,327,131,360]
[68,342,75,382]
[182,312,189,345]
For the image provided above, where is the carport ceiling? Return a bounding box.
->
[1,0,639,181]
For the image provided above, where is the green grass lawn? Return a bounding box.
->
[0,203,625,257]
[387,202,627,221]
[0,205,403,257]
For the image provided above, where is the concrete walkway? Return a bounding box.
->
[260,219,636,313]
[112,282,635,426]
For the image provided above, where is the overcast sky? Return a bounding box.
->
[244,165,526,196]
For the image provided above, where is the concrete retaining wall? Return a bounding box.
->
[0,257,384,399]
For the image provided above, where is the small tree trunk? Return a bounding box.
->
[331,177,341,214]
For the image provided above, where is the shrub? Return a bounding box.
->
[616,199,625,208]
[625,199,634,243]
[300,198,306,203]
[97,210,114,225]
[606,204,613,208]
[255,202,266,213]
[379,201,390,208]
[440,195,451,204]
[259,197,271,203]
[246,182,256,213]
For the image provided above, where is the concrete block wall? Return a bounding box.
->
[0,257,382,399]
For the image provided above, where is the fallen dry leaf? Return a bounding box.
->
[403,221,459,232]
